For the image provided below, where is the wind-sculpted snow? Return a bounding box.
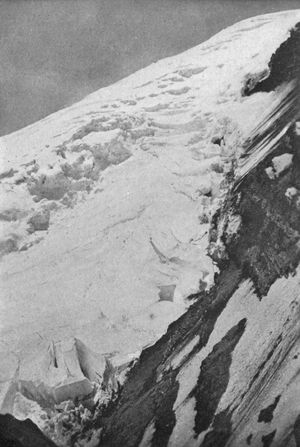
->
[0,10,300,446]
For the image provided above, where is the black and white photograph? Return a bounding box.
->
[0,1,300,446]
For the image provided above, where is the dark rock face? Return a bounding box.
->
[242,22,300,95]
[258,396,281,423]
[0,414,57,447]
[213,129,300,298]
[200,410,232,447]
[192,319,247,436]
[91,22,300,447]
[261,430,276,447]
[293,415,300,447]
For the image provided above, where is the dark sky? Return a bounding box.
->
[0,0,299,136]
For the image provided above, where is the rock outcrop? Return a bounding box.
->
[0,414,57,447]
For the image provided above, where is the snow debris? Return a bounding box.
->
[13,392,48,431]
[265,166,276,179]
[177,66,207,78]
[0,233,20,256]
[265,153,293,180]
[285,186,298,201]
[41,399,101,447]
[272,153,293,177]
[27,209,50,233]
[226,213,242,237]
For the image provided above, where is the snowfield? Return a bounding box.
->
[1,9,300,430]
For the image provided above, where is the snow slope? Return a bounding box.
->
[1,10,300,424]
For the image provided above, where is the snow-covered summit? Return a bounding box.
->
[0,10,300,436]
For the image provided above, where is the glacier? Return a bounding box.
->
[0,9,300,447]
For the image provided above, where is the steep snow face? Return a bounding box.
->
[1,10,300,420]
